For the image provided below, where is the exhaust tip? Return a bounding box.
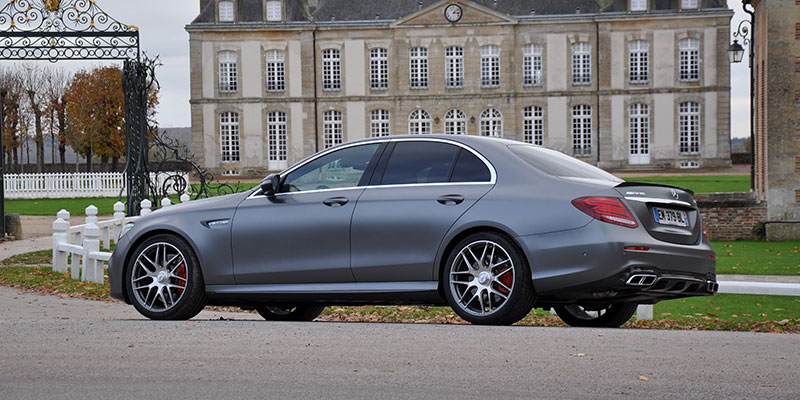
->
[707,281,719,293]
[626,274,658,286]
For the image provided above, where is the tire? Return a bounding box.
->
[442,232,535,325]
[553,303,637,328]
[126,234,207,320]
[254,305,326,321]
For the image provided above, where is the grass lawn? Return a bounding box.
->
[711,240,800,276]
[5,197,126,216]
[623,175,749,193]
[652,293,800,322]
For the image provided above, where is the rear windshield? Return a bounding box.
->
[508,144,622,182]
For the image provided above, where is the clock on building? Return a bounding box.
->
[444,4,462,23]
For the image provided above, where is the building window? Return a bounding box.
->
[444,109,466,135]
[408,109,431,135]
[218,51,238,93]
[681,0,698,9]
[630,0,647,11]
[481,45,501,88]
[629,40,649,83]
[480,108,503,137]
[370,48,389,90]
[572,105,592,156]
[218,1,234,22]
[266,1,282,21]
[370,109,391,137]
[445,46,464,88]
[679,102,700,154]
[571,42,592,85]
[409,47,429,89]
[322,49,341,91]
[523,106,543,145]
[265,49,285,92]
[267,111,287,162]
[323,110,343,149]
[523,44,543,86]
[220,112,240,162]
[679,38,700,82]
[629,103,650,156]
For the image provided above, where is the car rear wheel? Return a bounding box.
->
[254,305,326,321]
[126,234,207,320]
[443,232,535,325]
[553,303,637,328]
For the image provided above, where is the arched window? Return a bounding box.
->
[523,106,543,145]
[444,109,466,135]
[267,111,287,162]
[408,109,431,135]
[480,108,503,138]
[629,40,649,83]
[523,44,543,86]
[571,105,592,156]
[218,51,238,93]
[571,42,591,85]
[629,103,650,156]
[219,112,240,162]
[679,38,700,81]
[370,109,391,137]
[323,110,343,149]
[480,45,501,87]
[265,49,285,92]
[679,102,700,154]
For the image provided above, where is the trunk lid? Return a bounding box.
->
[615,182,701,245]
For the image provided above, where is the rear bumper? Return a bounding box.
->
[517,220,716,305]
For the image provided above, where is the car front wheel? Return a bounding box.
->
[443,232,535,325]
[553,303,637,328]
[254,305,326,321]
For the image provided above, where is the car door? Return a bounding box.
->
[350,140,495,282]
[231,143,383,284]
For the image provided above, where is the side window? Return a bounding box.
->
[281,144,380,192]
[451,150,491,183]
[381,142,459,185]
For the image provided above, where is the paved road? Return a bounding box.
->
[0,286,798,399]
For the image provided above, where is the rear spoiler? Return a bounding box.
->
[615,181,695,196]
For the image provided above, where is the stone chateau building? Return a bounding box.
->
[187,0,732,176]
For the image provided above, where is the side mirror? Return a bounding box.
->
[260,173,281,196]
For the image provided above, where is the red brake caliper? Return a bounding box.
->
[497,268,512,294]
[176,263,186,295]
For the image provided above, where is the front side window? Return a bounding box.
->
[220,111,240,162]
[370,109,391,137]
[408,109,431,135]
[523,106,544,145]
[381,142,460,185]
[571,42,592,85]
[282,143,380,192]
[523,44,543,86]
[629,103,650,156]
[370,48,389,90]
[322,49,341,91]
[445,46,464,88]
[481,45,501,88]
[629,40,649,83]
[409,47,429,89]
[218,1,234,22]
[679,102,700,154]
[267,111,287,162]
[444,109,466,135]
[572,105,592,156]
[480,108,503,138]
[218,51,238,93]
[323,110,343,149]
[266,49,285,92]
[679,38,700,82]
[266,1,282,21]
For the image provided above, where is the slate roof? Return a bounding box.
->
[191,0,729,25]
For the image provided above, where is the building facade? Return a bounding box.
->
[187,0,732,176]
[750,0,800,239]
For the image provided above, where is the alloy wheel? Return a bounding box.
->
[130,241,189,312]
[448,240,515,316]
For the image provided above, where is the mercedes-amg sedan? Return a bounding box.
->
[109,135,717,327]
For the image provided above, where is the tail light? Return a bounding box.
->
[571,197,638,228]
[701,218,708,239]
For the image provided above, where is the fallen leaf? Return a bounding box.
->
[573,353,586,357]
[639,376,649,381]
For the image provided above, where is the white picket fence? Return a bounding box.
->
[52,195,191,284]
[6,172,189,199]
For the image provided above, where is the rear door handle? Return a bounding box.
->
[436,194,465,205]
[323,197,349,207]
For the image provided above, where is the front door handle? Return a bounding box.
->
[323,197,349,207]
[436,194,465,206]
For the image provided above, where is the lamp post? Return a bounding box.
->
[728,1,755,192]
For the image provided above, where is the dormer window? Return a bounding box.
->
[266,1,282,21]
[630,0,647,11]
[219,1,234,22]
[681,0,698,9]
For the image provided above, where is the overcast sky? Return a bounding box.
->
[7,0,751,138]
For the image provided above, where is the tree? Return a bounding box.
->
[44,67,69,170]
[0,67,24,173]
[21,63,47,172]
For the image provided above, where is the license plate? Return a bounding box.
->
[653,207,688,227]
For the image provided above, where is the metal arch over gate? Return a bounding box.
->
[0,0,150,216]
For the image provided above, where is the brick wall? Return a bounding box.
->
[695,192,767,241]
